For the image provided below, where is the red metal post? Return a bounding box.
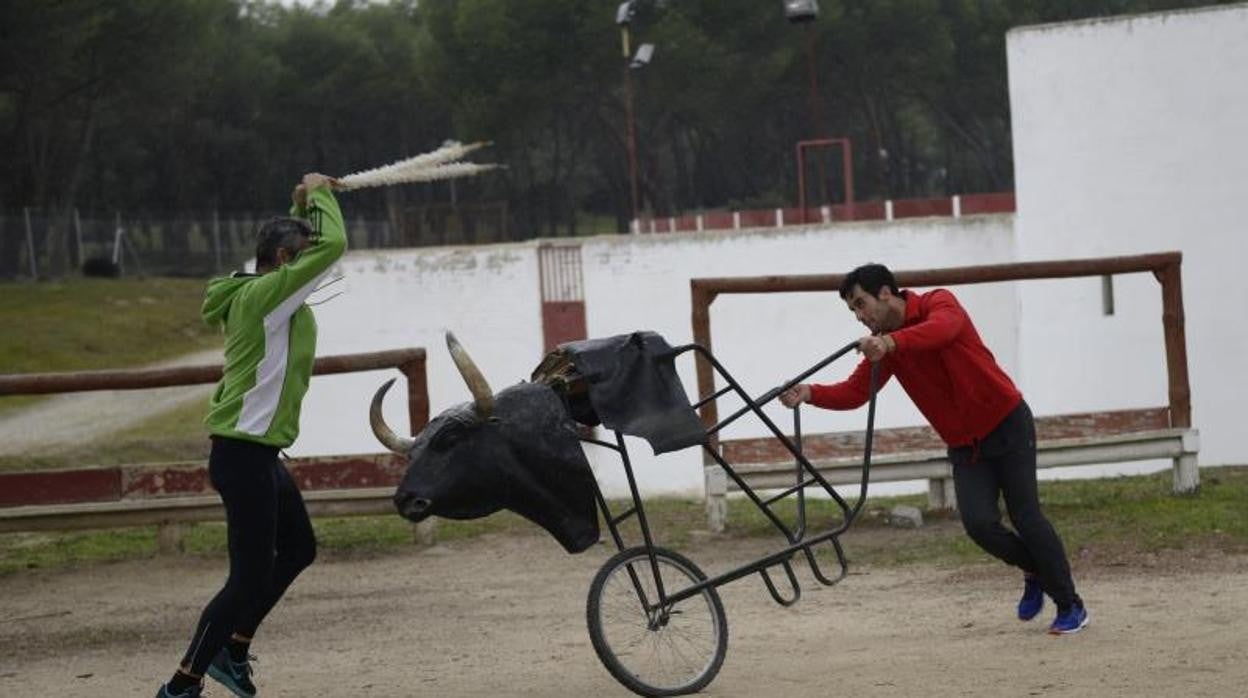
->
[797,142,807,223]
[806,23,823,138]
[805,22,828,211]
[841,138,855,217]
[622,27,641,232]
[796,138,854,223]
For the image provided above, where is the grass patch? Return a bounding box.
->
[705,467,1248,568]
[0,510,535,574]
[1038,468,1248,555]
[0,277,219,372]
[0,277,221,415]
[4,467,1246,575]
[0,528,161,572]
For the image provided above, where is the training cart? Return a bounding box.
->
[545,333,880,697]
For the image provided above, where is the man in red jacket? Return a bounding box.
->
[780,263,1089,634]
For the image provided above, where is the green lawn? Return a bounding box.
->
[733,467,1248,568]
[0,277,221,414]
[0,277,219,372]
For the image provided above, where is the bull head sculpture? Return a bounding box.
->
[370,332,600,553]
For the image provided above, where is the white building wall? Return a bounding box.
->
[285,4,1247,501]
[578,217,1018,496]
[1008,4,1248,467]
[294,215,1018,497]
[294,243,544,462]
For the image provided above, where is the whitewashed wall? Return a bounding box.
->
[579,216,1018,496]
[294,215,1017,497]
[289,6,1248,499]
[1008,5,1248,469]
[294,243,542,464]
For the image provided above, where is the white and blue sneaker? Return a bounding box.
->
[1049,601,1090,634]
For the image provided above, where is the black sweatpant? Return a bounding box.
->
[180,436,317,675]
[948,400,1079,610]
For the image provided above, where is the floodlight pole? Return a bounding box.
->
[805,23,824,140]
[803,23,830,222]
[784,1,833,223]
[621,25,642,233]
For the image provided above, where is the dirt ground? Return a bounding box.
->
[2,527,1246,698]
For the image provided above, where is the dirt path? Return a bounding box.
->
[0,348,223,457]
[2,529,1245,697]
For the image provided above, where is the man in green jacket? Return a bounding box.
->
[158,172,346,698]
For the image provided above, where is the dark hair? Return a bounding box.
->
[255,217,313,270]
[839,263,899,300]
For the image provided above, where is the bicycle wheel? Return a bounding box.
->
[586,546,728,697]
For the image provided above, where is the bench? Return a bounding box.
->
[705,408,1200,531]
[0,454,437,551]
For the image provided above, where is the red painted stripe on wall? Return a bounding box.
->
[0,468,122,506]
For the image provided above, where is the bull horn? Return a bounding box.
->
[370,378,416,455]
[446,331,494,419]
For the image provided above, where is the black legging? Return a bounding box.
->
[948,400,1079,609]
[181,436,317,675]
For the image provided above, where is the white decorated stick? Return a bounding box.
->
[335,141,501,191]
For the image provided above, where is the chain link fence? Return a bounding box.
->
[1,202,512,281]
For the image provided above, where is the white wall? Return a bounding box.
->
[293,215,1018,497]
[1008,4,1248,467]
[579,216,1018,496]
[286,5,1246,502]
[294,243,543,461]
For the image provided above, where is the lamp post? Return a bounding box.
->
[784,0,829,222]
[784,1,822,137]
[618,2,654,234]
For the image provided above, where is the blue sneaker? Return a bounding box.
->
[1018,574,1044,621]
[206,647,257,697]
[155,684,202,698]
[1049,601,1090,634]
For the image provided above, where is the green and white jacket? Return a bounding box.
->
[201,186,347,447]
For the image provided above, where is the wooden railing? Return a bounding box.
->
[0,348,429,547]
[689,252,1198,529]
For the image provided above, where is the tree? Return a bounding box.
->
[0,0,218,273]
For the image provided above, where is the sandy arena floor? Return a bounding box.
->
[2,527,1246,697]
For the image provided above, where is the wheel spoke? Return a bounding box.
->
[588,548,727,695]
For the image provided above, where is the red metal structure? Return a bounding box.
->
[796,137,854,223]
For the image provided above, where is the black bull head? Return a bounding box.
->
[369,333,600,553]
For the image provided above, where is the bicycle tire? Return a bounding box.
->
[586,546,728,697]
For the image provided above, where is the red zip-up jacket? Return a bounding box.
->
[809,288,1022,448]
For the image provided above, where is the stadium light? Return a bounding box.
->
[783,0,819,23]
[631,43,655,69]
[616,1,635,26]
[614,2,658,232]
